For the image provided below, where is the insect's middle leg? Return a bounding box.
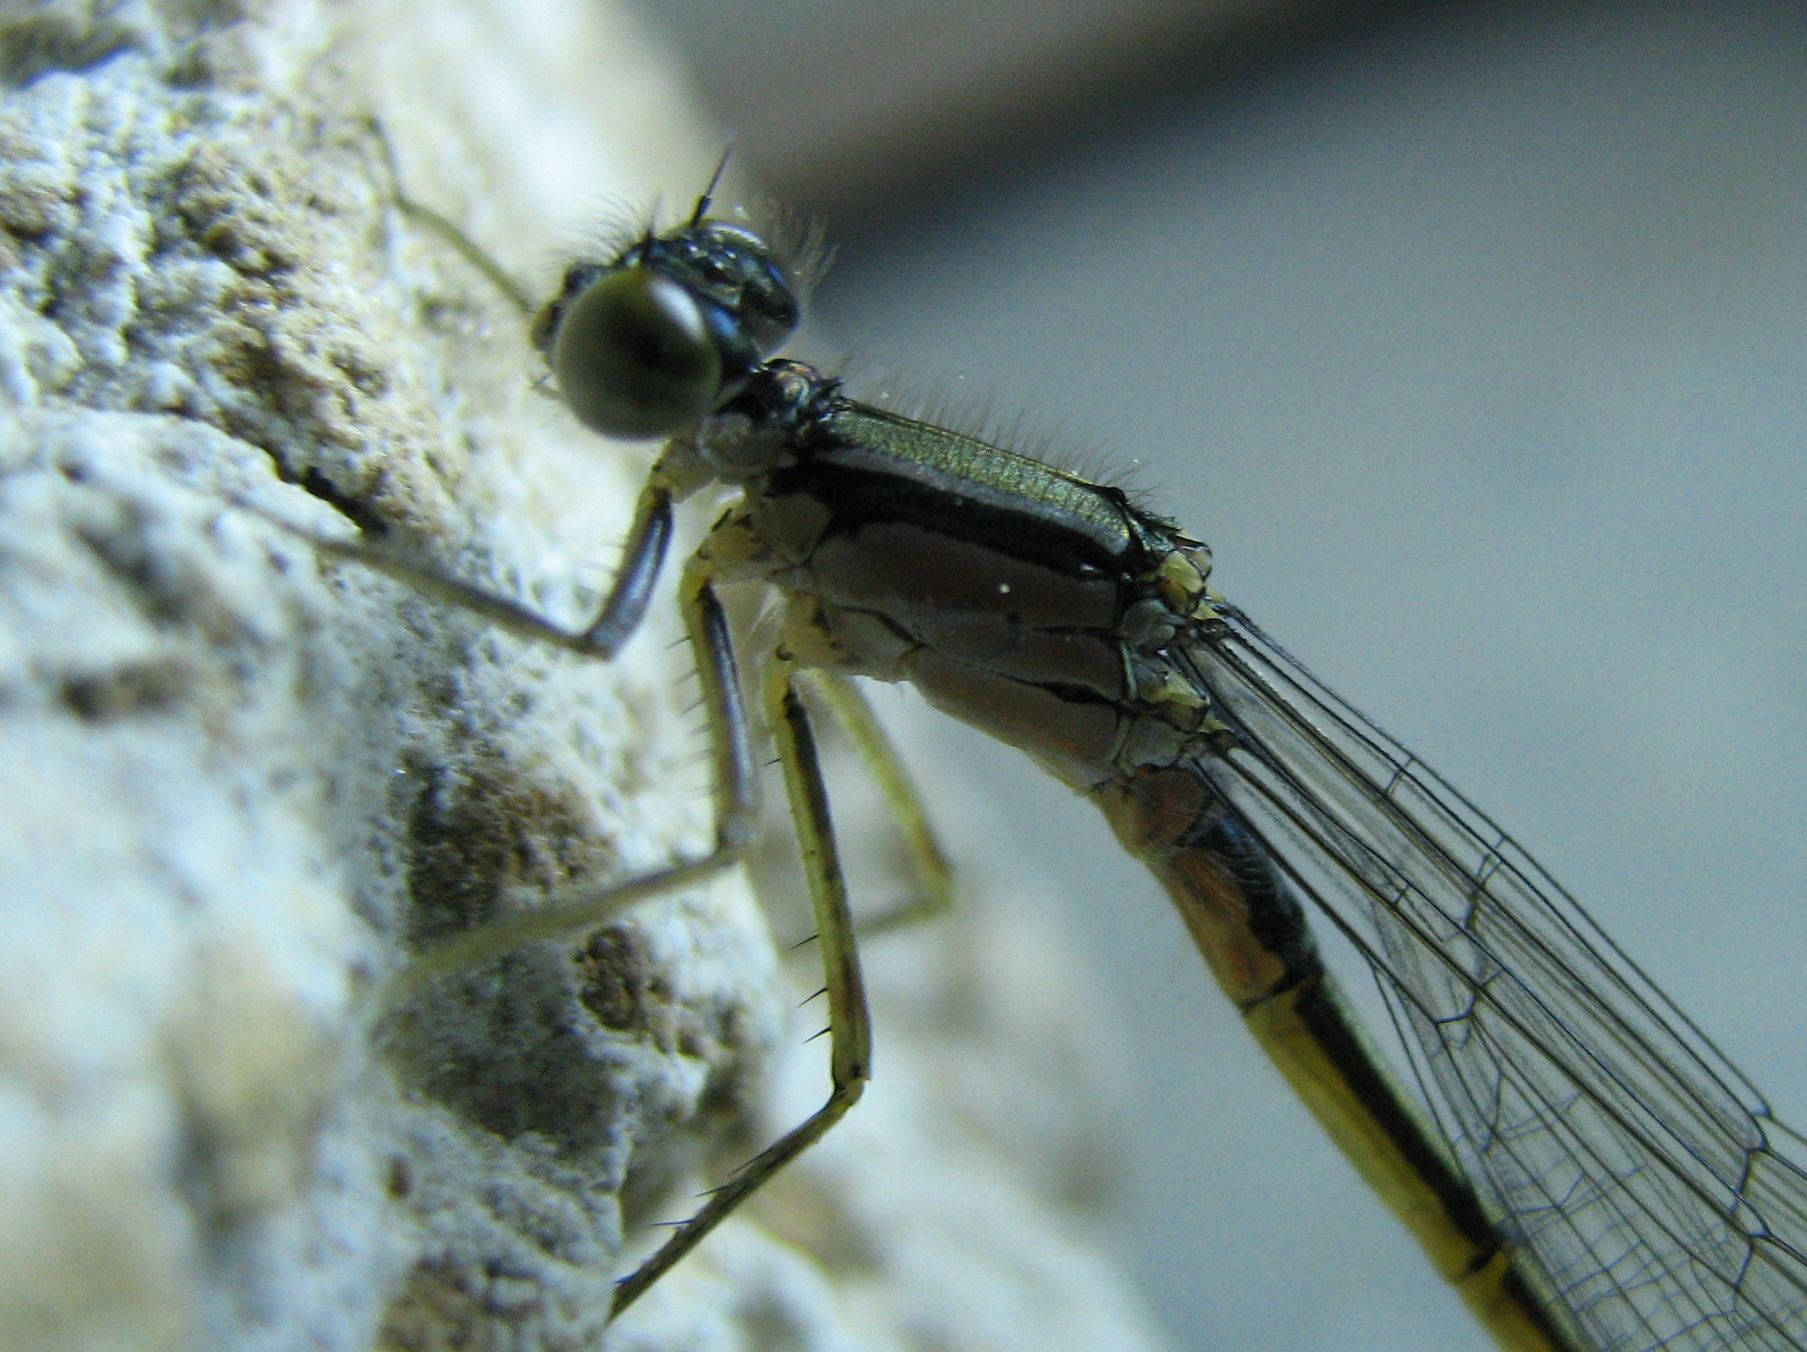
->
[368,506,754,1009]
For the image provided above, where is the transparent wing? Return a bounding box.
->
[1181,602,1807,1350]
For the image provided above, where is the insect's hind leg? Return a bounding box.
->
[609,652,874,1318]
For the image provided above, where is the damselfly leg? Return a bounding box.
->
[272,137,950,1318]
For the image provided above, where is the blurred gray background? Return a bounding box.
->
[636,2,1807,1348]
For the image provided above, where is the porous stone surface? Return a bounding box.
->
[0,3,1173,1350]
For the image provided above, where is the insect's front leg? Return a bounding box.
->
[362,115,539,317]
[299,458,677,675]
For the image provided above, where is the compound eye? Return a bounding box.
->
[550,268,722,439]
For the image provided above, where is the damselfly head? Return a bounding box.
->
[529,211,802,442]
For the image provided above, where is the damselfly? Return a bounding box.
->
[306,152,1807,1350]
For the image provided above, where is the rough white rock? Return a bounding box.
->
[0,2,1175,1350]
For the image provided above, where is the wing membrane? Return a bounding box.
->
[1180,603,1807,1350]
